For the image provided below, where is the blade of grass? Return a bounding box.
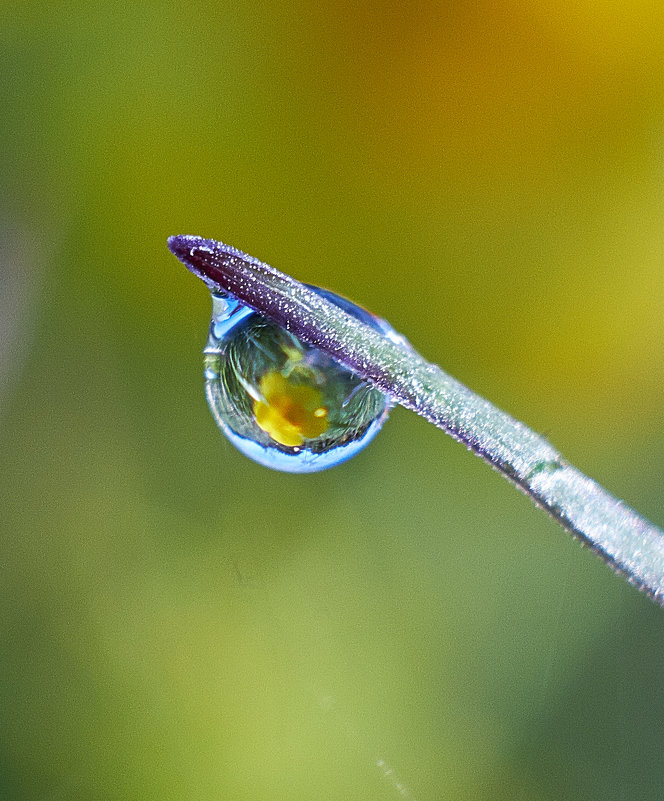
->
[168,234,664,607]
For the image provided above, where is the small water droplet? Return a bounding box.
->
[203,287,395,472]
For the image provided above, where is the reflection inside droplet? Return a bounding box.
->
[203,288,396,472]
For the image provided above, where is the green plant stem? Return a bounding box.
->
[168,234,664,607]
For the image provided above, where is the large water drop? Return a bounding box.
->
[203,288,395,472]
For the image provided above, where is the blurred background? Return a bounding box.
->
[1,1,664,799]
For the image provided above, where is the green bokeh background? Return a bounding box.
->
[2,2,664,799]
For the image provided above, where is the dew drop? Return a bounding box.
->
[203,288,395,472]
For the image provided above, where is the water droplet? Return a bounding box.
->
[203,288,395,472]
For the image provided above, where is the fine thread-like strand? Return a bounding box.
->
[168,234,664,607]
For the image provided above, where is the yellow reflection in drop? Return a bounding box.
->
[253,371,328,447]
